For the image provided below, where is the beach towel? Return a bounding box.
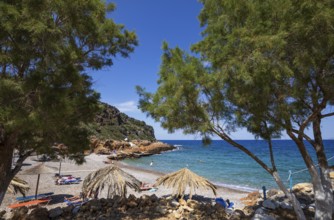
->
[8,198,51,209]
[215,198,234,209]
[16,192,54,202]
[215,198,227,208]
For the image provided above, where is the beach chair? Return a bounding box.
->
[62,178,81,184]
[64,196,86,206]
[8,198,51,209]
[140,182,155,191]
[57,176,81,185]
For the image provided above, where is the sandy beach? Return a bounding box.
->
[0,154,250,214]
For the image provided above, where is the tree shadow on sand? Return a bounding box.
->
[49,194,75,205]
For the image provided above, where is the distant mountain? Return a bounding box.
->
[87,102,156,141]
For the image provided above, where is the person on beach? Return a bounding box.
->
[226,199,230,207]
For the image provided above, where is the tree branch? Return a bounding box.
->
[321,112,334,119]
[11,149,34,176]
[298,98,327,140]
[291,129,315,146]
[211,125,273,174]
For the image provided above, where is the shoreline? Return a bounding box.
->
[117,160,252,195]
[0,153,251,214]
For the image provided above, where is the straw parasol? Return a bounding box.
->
[154,168,217,199]
[8,177,30,196]
[22,163,57,199]
[82,166,141,199]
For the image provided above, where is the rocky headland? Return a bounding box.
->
[86,102,175,160]
[89,102,156,141]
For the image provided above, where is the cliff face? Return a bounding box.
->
[88,102,156,141]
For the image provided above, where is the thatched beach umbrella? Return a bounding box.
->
[82,166,141,199]
[154,168,217,199]
[8,177,30,196]
[22,163,57,199]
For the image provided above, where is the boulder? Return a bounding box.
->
[155,206,168,215]
[187,200,199,209]
[307,204,315,213]
[170,200,180,207]
[173,210,182,219]
[292,183,314,204]
[329,171,334,179]
[0,210,5,219]
[11,207,29,220]
[26,207,49,220]
[48,207,63,218]
[150,194,158,203]
[231,209,246,219]
[267,189,282,198]
[252,213,276,220]
[241,191,261,206]
[280,201,293,210]
[242,205,256,217]
[178,198,187,206]
[253,207,277,220]
[72,206,81,215]
[127,200,138,208]
[262,199,279,210]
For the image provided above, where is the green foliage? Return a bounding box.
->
[86,103,156,141]
[137,2,334,216]
[138,0,334,140]
[0,0,137,161]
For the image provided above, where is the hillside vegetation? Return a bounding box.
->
[87,102,156,141]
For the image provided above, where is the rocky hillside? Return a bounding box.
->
[87,102,156,141]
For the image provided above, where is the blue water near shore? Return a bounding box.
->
[123,140,334,192]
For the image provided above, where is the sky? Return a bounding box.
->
[89,0,334,140]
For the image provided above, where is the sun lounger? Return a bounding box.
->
[16,192,54,202]
[8,198,51,209]
[56,176,81,185]
[148,187,158,192]
[140,183,156,191]
[64,196,86,206]
[62,178,81,184]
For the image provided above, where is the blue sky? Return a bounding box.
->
[89,0,333,140]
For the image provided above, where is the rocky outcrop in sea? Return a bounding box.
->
[90,137,175,160]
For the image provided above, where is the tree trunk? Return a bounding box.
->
[0,141,15,205]
[215,130,307,219]
[272,171,306,220]
[312,117,333,219]
[313,168,333,220]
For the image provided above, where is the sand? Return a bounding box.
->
[0,154,250,213]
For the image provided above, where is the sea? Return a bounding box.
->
[123,140,334,192]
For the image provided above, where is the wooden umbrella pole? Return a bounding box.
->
[35,174,40,199]
[59,160,62,176]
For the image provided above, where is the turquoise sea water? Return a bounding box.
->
[123,140,334,192]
